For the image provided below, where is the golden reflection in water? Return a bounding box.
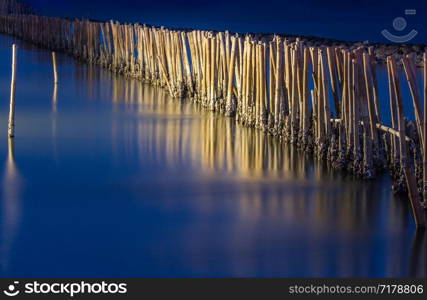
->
[410,230,427,277]
[0,138,22,271]
[52,83,58,112]
[51,82,59,162]
[117,84,315,181]
[75,62,427,277]
[74,65,417,231]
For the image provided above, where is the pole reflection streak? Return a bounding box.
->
[0,138,22,273]
[75,65,427,277]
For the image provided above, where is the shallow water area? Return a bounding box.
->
[0,35,425,277]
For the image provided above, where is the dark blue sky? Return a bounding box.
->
[24,0,426,43]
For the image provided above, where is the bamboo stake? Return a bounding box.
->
[320,50,331,140]
[363,53,379,148]
[359,53,373,177]
[301,47,309,144]
[352,56,360,162]
[210,36,216,108]
[157,54,173,95]
[269,41,275,120]
[250,41,256,123]
[387,57,399,165]
[255,43,261,126]
[345,51,353,153]
[327,47,340,117]
[291,48,299,140]
[8,44,17,138]
[274,38,284,128]
[226,36,237,116]
[402,55,424,150]
[52,51,58,84]
[368,47,380,120]
[389,56,425,228]
[261,42,267,126]
[316,50,324,150]
[335,47,344,91]
[285,42,292,115]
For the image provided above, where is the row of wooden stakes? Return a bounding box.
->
[0,14,426,227]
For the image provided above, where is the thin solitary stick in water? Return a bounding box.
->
[52,51,58,84]
[8,44,17,138]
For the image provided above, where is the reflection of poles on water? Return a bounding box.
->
[69,59,427,276]
[1,14,427,227]
[106,79,384,227]
[52,81,58,112]
[409,229,426,277]
[71,62,413,233]
[5,138,17,177]
[0,138,22,272]
[51,82,59,161]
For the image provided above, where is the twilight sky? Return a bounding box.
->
[23,0,426,43]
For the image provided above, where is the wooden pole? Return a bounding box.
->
[387,57,399,166]
[363,53,379,151]
[226,36,237,116]
[345,51,353,153]
[402,55,424,150]
[389,56,426,228]
[368,46,381,120]
[269,40,276,122]
[327,47,340,117]
[301,47,309,144]
[8,44,17,138]
[52,51,58,84]
[320,50,331,141]
[316,49,324,151]
[274,38,284,128]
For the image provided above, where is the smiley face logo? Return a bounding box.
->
[381,9,418,43]
[3,281,20,297]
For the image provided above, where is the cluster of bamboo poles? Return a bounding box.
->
[0,14,426,227]
[0,0,33,15]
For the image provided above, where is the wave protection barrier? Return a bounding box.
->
[0,15,425,227]
[0,0,33,15]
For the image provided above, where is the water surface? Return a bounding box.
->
[0,35,426,277]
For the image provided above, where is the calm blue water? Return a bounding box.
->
[0,34,426,278]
